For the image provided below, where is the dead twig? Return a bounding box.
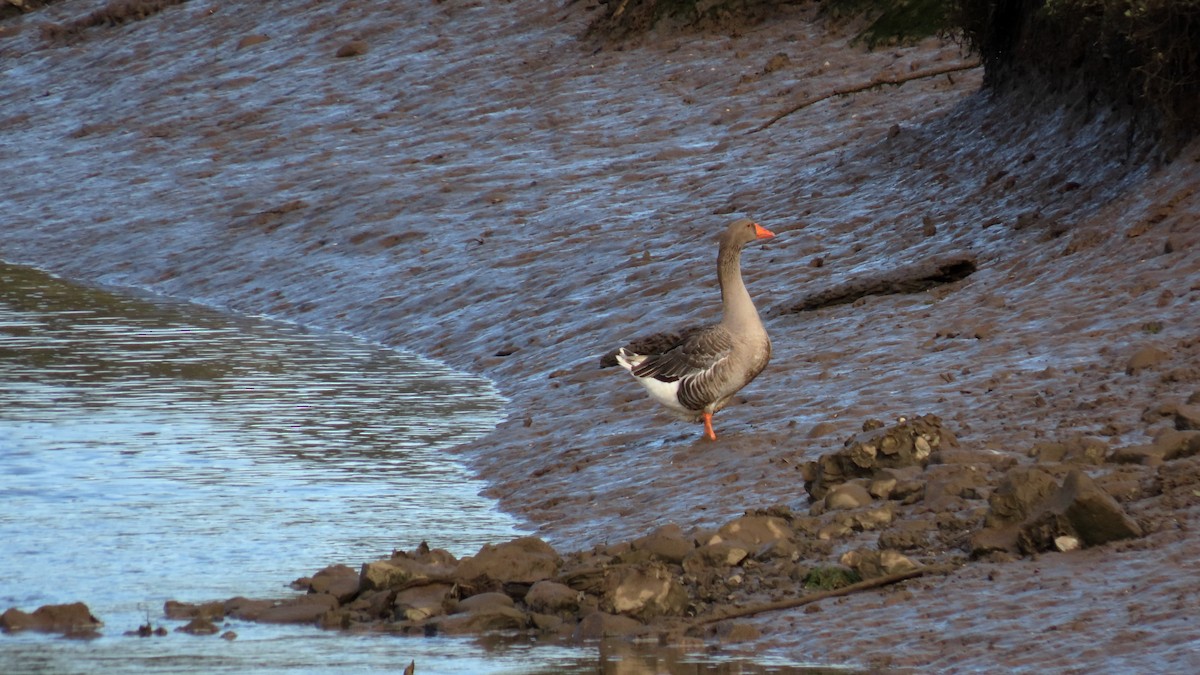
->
[750,61,982,133]
[693,563,958,625]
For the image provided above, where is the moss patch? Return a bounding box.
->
[803,566,863,590]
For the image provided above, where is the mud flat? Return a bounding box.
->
[2,0,1199,670]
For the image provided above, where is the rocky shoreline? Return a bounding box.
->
[11,408,1196,663]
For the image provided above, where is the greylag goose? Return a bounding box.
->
[615,218,774,440]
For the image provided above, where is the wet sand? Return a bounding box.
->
[3,0,1200,670]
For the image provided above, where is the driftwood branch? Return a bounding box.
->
[693,563,956,625]
[751,61,982,133]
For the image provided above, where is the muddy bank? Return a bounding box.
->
[2,0,1200,670]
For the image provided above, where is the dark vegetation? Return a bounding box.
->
[957,0,1200,145]
[589,0,1200,146]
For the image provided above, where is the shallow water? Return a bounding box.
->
[0,260,531,670]
[0,262,829,674]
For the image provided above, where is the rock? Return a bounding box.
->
[878,520,934,550]
[523,580,581,616]
[1108,444,1166,466]
[1052,470,1144,546]
[970,526,1019,557]
[1063,436,1110,465]
[223,597,275,620]
[1175,404,1200,431]
[804,414,951,500]
[1029,441,1067,462]
[434,606,529,635]
[1155,428,1200,459]
[176,618,219,635]
[714,514,794,549]
[922,464,988,511]
[1125,345,1171,374]
[359,560,420,592]
[683,541,749,573]
[631,523,693,564]
[359,546,456,592]
[1018,470,1143,553]
[853,504,895,530]
[824,482,873,510]
[243,594,338,624]
[392,583,454,621]
[985,466,1060,527]
[602,563,688,621]
[454,592,513,614]
[164,600,225,621]
[309,564,360,603]
[455,537,561,585]
[0,602,101,635]
[530,612,565,633]
[868,475,898,499]
[571,610,646,639]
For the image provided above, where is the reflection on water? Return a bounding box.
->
[0,262,833,674]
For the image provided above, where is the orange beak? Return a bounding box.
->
[754,223,775,240]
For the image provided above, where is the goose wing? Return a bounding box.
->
[629,325,734,410]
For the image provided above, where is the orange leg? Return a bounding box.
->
[702,412,717,441]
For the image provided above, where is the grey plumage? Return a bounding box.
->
[615,217,774,439]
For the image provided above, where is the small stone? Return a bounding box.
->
[164,600,225,621]
[825,482,873,510]
[762,52,791,73]
[879,550,918,575]
[235,34,270,50]
[853,505,895,530]
[1126,346,1171,374]
[335,40,368,58]
[1055,535,1081,552]
[176,618,219,635]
